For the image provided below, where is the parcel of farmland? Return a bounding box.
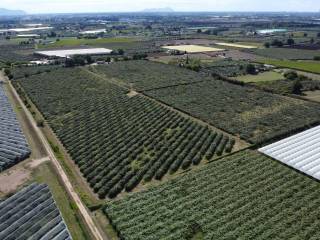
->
[93,61,320,144]
[250,48,320,60]
[14,67,236,198]
[91,60,213,91]
[162,45,224,53]
[105,150,320,240]
[214,42,258,49]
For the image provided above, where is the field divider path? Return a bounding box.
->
[7,80,105,240]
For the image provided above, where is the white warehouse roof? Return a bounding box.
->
[80,29,106,34]
[0,27,53,33]
[35,48,112,58]
[259,125,320,180]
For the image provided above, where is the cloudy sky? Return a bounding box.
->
[1,0,320,13]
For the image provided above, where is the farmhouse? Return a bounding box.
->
[259,125,320,181]
[35,48,113,58]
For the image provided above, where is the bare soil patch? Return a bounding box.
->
[304,90,320,102]
[127,90,139,98]
[0,167,30,196]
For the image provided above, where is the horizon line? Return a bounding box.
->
[18,10,320,15]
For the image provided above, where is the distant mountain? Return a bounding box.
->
[142,7,174,13]
[0,8,26,16]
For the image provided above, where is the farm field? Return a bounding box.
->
[253,78,320,95]
[145,79,320,143]
[251,48,320,60]
[105,150,320,240]
[0,44,37,62]
[91,60,213,91]
[162,45,224,53]
[276,69,320,80]
[214,42,258,49]
[14,68,237,198]
[223,50,262,61]
[259,59,320,74]
[235,71,285,83]
[0,183,72,239]
[38,37,137,49]
[201,59,250,77]
[149,53,216,64]
[11,65,61,79]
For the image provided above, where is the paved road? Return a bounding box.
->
[7,80,105,240]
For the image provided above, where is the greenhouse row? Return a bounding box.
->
[0,83,31,172]
[0,183,72,240]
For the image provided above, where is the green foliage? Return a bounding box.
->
[4,68,11,76]
[92,60,210,91]
[117,49,125,55]
[246,64,256,74]
[292,79,303,94]
[284,70,298,80]
[0,44,36,62]
[254,78,320,95]
[11,65,61,79]
[251,48,320,60]
[146,79,320,144]
[105,150,320,240]
[287,38,295,46]
[271,39,283,47]
[16,68,235,198]
[264,42,270,48]
[259,59,320,74]
[201,60,249,77]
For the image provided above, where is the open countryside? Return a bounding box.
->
[1,1,320,240]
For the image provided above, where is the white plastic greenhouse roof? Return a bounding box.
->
[259,125,320,180]
[36,48,112,58]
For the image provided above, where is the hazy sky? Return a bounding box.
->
[2,0,320,14]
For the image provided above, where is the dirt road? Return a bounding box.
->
[7,80,105,240]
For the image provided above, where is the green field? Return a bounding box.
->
[235,71,285,83]
[15,67,236,198]
[11,65,61,79]
[259,59,320,74]
[201,59,249,77]
[251,48,320,60]
[146,78,320,144]
[38,37,137,48]
[91,60,212,91]
[105,150,320,240]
